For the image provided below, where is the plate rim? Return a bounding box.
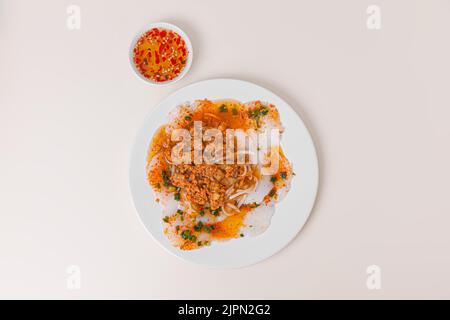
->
[129,78,319,268]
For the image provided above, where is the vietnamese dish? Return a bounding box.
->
[146,99,294,250]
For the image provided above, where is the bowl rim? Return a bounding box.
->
[129,22,194,87]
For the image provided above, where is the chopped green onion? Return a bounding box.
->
[181,230,191,240]
[161,170,170,187]
[194,221,203,231]
[260,106,269,115]
[248,105,269,119]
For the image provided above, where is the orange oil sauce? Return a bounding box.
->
[210,205,252,239]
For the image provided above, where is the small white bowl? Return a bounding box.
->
[129,22,193,86]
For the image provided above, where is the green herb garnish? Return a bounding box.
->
[219,104,228,112]
[248,109,259,119]
[194,221,203,231]
[161,170,170,187]
[181,230,191,240]
[260,106,269,115]
[248,105,269,119]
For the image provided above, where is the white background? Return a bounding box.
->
[1,0,450,299]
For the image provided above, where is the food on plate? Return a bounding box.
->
[146,99,294,250]
[132,27,189,83]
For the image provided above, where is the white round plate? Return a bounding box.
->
[129,79,319,268]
